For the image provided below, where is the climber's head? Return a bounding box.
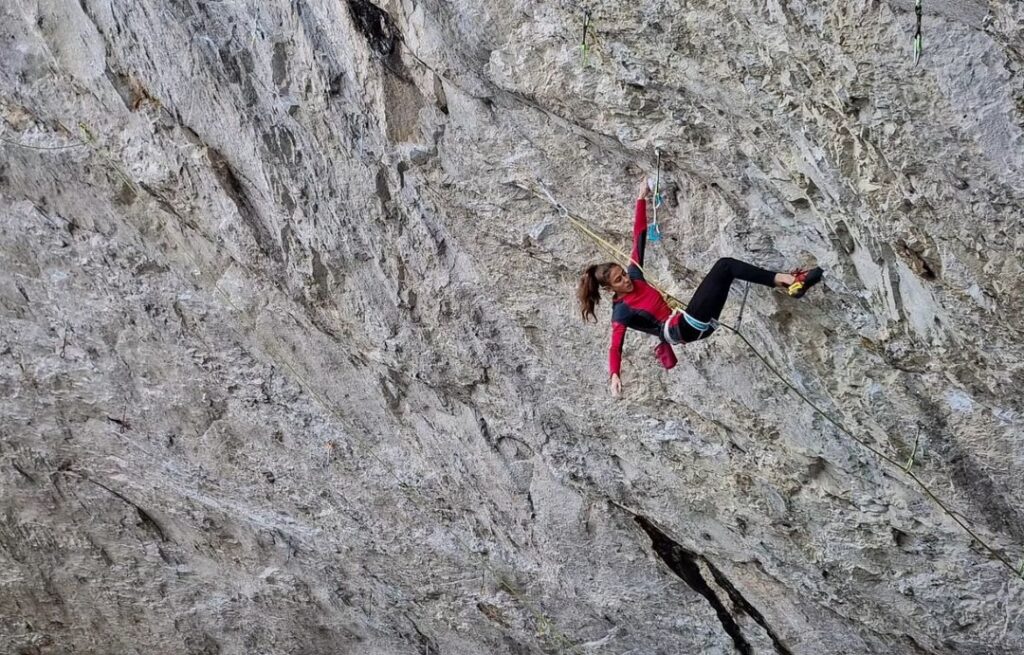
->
[578,263,633,321]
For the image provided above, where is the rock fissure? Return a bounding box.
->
[703,557,794,655]
[635,515,791,655]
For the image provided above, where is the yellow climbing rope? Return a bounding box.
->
[533,181,685,310]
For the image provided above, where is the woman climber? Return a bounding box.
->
[577,178,823,397]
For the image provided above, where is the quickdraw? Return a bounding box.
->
[580,9,592,64]
[913,0,923,65]
[648,148,664,243]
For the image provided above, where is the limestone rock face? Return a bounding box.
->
[2,1,1023,653]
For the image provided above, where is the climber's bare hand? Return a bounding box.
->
[610,374,622,397]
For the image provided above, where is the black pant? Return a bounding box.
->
[670,258,777,342]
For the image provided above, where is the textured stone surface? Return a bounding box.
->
[2,1,1023,653]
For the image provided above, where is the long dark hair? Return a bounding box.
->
[577,263,619,322]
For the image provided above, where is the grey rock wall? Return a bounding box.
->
[2,1,1023,653]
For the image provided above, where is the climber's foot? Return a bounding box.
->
[788,266,823,298]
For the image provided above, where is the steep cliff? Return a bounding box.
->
[2,1,1023,653]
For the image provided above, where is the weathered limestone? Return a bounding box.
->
[2,1,1023,653]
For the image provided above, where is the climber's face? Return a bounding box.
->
[607,265,634,295]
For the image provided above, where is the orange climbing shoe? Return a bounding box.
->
[788,266,823,298]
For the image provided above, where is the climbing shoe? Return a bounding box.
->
[787,266,823,298]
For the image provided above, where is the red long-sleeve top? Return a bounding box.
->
[609,199,674,376]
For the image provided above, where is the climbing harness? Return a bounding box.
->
[662,310,716,345]
[580,9,592,64]
[913,0,923,65]
[648,148,663,243]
